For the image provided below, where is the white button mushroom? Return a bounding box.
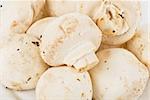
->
[36,67,93,100]
[46,0,140,45]
[127,25,150,67]
[89,48,149,100]
[94,0,140,45]
[27,17,56,40]
[0,34,48,90]
[40,13,102,72]
[0,0,45,35]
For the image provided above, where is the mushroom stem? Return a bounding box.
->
[63,40,98,72]
[73,51,99,72]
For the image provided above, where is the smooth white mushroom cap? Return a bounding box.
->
[40,13,102,72]
[36,67,92,100]
[0,34,48,90]
[90,48,149,100]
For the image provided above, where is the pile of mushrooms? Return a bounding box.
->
[0,0,149,100]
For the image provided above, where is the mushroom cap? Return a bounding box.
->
[36,67,92,100]
[90,48,149,100]
[0,34,48,90]
[0,0,45,35]
[27,17,56,40]
[40,13,102,71]
[127,25,150,67]
[95,0,141,45]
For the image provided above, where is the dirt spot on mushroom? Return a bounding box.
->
[17,49,20,51]
[32,41,40,46]
[76,78,80,81]
[81,92,84,97]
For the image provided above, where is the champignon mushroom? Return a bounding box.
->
[40,13,102,72]
[27,17,56,40]
[46,0,140,45]
[0,34,48,90]
[89,48,149,100]
[0,0,45,35]
[127,25,150,67]
[36,67,92,100]
[93,0,140,45]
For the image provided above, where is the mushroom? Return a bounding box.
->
[93,0,140,45]
[0,34,48,90]
[36,67,92,100]
[27,17,56,40]
[89,48,149,100]
[127,25,150,67]
[0,0,45,35]
[46,0,140,45]
[40,13,102,72]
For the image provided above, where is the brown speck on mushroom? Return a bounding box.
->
[100,18,104,21]
[40,35,42,39]
[77,78,80,81]
[92,98,95,100]
[104,60,107,63]
[118,14,124,19]
[36,73,39,76]
[27,77,31,81]
[90,90,92,93]
[0,5,2,7]
[43,51,45,54]
[32,41,39,46]
[108,11,113,20]
[17,49,20,51]
[112,30,115,33]
[140,44,143,47]
[5,87,8,89]
[106,67,110,70]
[81,93,84,97]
